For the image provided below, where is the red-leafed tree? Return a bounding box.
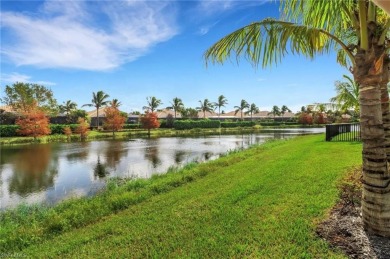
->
[74,117,90,140]
[63,126,72,142]
[314,113,327,125]
[298,112,313,125]
[16,107,51,140]
[103,106,126,136]
[140,112,160,137]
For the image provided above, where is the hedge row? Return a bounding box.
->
[220,121,256,128]
[173,120,221,130]
[258,121,299,126]
[0,125,19,137]
[50,124,79,134]
[0,124,79,137]
[123,124,140,129]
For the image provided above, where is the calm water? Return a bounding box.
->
[0,128,324,209]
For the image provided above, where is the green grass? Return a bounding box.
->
[331,131,361,142]
[1,135,361,257]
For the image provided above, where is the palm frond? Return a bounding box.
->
[205,19,353,68]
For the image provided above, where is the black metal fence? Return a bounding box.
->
[325,123,361,142]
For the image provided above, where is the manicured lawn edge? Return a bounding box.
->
[1,135,362,257]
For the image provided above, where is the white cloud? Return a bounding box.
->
[1,73,56,86]
[1,1,178,71]
[1,73,31,83]
[257,77,266,82]
[197,21,219,35]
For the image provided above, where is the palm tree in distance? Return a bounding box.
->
[167,97,184,118]
[234,99,249,120]
[196,99,215,119]
[245,103,259,121]
[214,95,228,118]
[268,105,281,118]
[59,100,77,116]
[143,96,162,113]
[109,99,122,109]
[59,100,77,123]
[280,105,292,118]
[204,1,390,235]
[82,91,110,128]
[330,75,360,114]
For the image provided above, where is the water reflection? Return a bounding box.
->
[104,141,128,169]
[0,128,325,209]
[8,145,58,195]
[66,142,90,163]
[204,152,213,160]
[144,146,161,168]
[174,150,186,164]
[94,156,108,179]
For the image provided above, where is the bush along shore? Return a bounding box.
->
[0,135,362,257]
[0,123,324,145]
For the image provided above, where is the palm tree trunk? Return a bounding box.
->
[359,81,390,236]
[97,108,99,129]
[381,59,390,162]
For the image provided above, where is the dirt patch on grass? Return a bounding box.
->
[316,167,390,258]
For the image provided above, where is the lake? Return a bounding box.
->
[0,128,324,209]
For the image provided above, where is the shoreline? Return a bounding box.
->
[0,125,324,146]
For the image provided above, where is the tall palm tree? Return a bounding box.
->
[214,95,228,118]
[59,100,77,123]
[234,99,249,120]
[204,1,390,235]
[143,96,162,113]
[196,99,214,119]
[59,100,77,116]
[268,105,281,118]
[167,97,184,118]
[109,99,122,109]
[82,91,110,128]
[330,75,360,113]
[280,105,292,118]
[245,103,259,121]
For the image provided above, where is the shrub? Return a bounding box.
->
[50,124,78,135]
[173,120,221,130]
[123,124,139,129]
[0,125,19,137]
[220,121,256,128]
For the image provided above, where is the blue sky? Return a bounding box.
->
[1,0,348,113]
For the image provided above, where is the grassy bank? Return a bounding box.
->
[1,135,361,257]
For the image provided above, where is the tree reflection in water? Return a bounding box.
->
[174,150,186,164]
[203,152,213,160]
[104,141,128,170]
[8,144,58,195]
[94,156,108,179]
[144,146,161,168]
[66,142,90,163]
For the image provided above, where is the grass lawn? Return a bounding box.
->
[2,135,362,257]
